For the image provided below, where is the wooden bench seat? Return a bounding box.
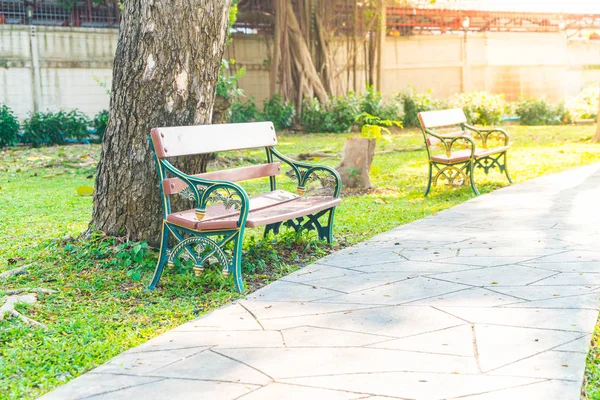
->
[167,190,341,230]
[418,108,513,196]
[147,121,342,293]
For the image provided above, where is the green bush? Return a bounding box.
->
[452,91,506,126]
[22,110,90,147]
[399,88,446,127]
[0,104,19,148]
[300,93,359,133]
[261,94,295,130]
[93,109,109,140]
[230,97,259,123]
[360,85,402,121]
[216,59,244,100]
[566,84,599,121]
[514,98,565,126]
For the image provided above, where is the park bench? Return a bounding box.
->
[418,108,513,196]
[148,121,342,293]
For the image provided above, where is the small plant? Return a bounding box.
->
[400,88,446,127]
[115,242,152,281]
[216,59,245,100]
[92,109,109,142]
[261,94,295,130]
[355,112,402,141]
[360,85,402,121]
[452,91,506,126]
[59,109,90,143]
[514,97,564,126]
[0,104,19,148]
[300,93,360,133]
[566,84,599,121]
[22,112,64,147]
[230,97,259,123]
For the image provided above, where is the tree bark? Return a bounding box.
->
[593,90,600,143]
[91,0,232,245]
[336,138,376,189]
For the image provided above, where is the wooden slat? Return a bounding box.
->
[163,163,282,195]
[151,121,277,158]
[418,108,467,129]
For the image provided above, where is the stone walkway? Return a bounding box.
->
[42,164,600,400]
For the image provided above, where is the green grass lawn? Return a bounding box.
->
[1,125,600,399]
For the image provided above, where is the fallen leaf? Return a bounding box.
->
[76,186,94,196]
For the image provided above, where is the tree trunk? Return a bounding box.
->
[336,138,376,189]
[91,0,232,245]
[593,90,600,143]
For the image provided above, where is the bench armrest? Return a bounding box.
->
[425,130,476,159]
[269,147,342,198]
[464,124,510,148]
[161,160,250,226]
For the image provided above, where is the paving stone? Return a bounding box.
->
[238,300,378,321]
[316,247,410,268]
[38,374,162,400]
[554,334,592,353]
[428,265,558,286]
[279,372,541,400]
[89,378,259,400]
[473,324,584,372]
[282,263,366,283]
[246,280,345,302]
[349,260,480,275]
[458,379,582,400]
[489,350,586,381]
[530,272,600,286]
[281,326,388,347]
[430,256,548,267]
[291,271,414,293]
[317,277,469,306]
[521,261,600,273]
[216,347,478,378]
[530,250,600,263]
[368,324,474,356]
[258,305,466,341]
[92,347,210,375]
[499,293,600,310]
[239,383,362,400]
[406,287,519,307]
[152,349,272,385]
[481,285,600,301]
[435,307,598,333]
[173,303,262,332]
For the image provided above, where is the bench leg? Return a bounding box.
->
[503,152,513,184]
[148,223,169,290]
[425,163,433,197]
[231,230,245,293]
[469,161,480,196]
[264,222,282,237]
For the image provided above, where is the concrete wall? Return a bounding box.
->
[0,25,116,119]
[1,25,599,119]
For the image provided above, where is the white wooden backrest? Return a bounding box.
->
[418,108,467,129]
[151,121,277,158]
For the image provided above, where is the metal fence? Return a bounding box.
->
[0,0,120,28]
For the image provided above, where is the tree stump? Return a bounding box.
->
[336,138,376,189]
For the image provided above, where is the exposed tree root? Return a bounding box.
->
[0,263,31,280]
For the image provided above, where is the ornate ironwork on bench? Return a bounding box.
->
[417,108,513,196]
[148,121,342,293]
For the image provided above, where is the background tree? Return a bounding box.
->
[91,0,232,244]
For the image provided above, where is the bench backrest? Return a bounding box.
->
[150,121,277,158]
[417,108,467,129]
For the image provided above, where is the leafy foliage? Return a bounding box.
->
[216,59,245,100]
[92,109,109,141]
[514,97,567,126]
[399,88,447,127]
[230,97,260,123]
[22,110,91,147]
[355,112,402,141]
[452,91,506,126]
[360,85,402,121]
[301,93,360,133]
[565,84,599,121]
[0,104,19,148]
[261,94,295,130]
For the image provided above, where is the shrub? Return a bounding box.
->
[565,84,599,121]
[360,85,402,121]
[93,109,109,140]
[300,93,359,133]
[514,98,565,125]
[22,109,90,147]
[230,97,259,123]
[216,59,244,100]
[261,94,295,130]
[399,88,446,127]
[452,91,506,126]
[0,104,19,148]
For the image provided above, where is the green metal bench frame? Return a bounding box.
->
[418,108,513,196]
[148,122,341,293]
